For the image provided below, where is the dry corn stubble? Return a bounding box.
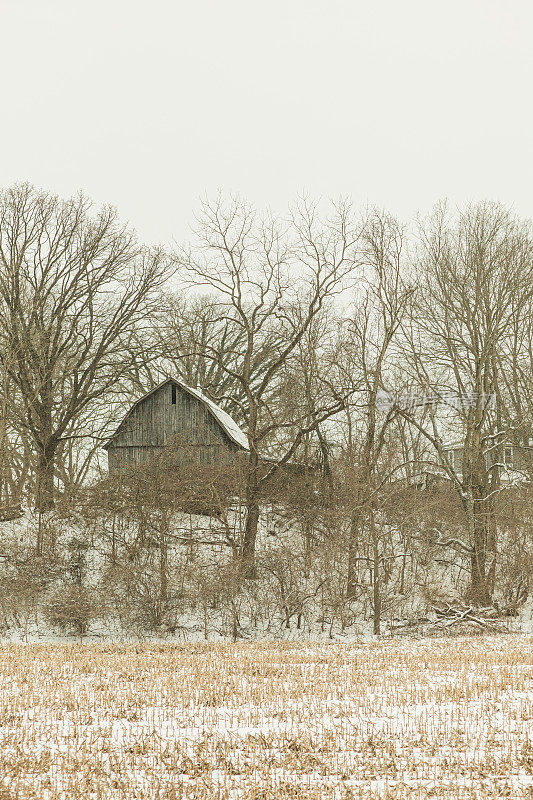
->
[0,635,532,799]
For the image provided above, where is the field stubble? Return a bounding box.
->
[0,635,532,799]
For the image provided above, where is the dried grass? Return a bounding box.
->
[0,635,532,798]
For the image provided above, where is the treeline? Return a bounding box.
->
[0,184,532,635]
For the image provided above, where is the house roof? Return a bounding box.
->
[441,440,463,451]
[103,377,249,451]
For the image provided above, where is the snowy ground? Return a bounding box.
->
[0,635,532,799]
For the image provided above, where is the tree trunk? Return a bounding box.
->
[346,507,362,598]
[241,449,260,578]
[370,511,381,636]
[316,424,334,502]
[469,514,490,605]
[465,493,492,606]
[160,529,168,607]
[242,497,260,579]
[36,442,56,512]
[303,514,312,580]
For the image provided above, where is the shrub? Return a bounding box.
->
[45,585,98,638]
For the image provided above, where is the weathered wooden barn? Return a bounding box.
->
[104,377,249,471]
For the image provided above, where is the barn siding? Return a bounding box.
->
[107,382,242,470]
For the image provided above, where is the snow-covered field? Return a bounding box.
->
[1,635,532,799]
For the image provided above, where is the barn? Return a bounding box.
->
[104,377,249,471]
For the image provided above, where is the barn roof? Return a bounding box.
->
[103,377,249,451]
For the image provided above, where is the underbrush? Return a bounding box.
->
[0,503,530,642]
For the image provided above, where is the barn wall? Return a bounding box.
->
[107,382,241,469]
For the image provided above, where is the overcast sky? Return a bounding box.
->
[1,0,531,244]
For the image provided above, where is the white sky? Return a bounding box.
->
[1,0,531,244]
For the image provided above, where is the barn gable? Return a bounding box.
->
[104,377,249,470]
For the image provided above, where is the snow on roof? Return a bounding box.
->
[104,377,249,451]
[441,436,516,451]
[179,381,249,451]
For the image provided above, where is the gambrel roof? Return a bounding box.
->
[104,377,249,451]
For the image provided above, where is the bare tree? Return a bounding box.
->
[176,195,360,576]
[0,333,31,510]
[276,304,341,497]
[494,290,533,480]
[154,293,279,426]
[0,183,170,514]
[333,210,411,634]
[402,201,533,605]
